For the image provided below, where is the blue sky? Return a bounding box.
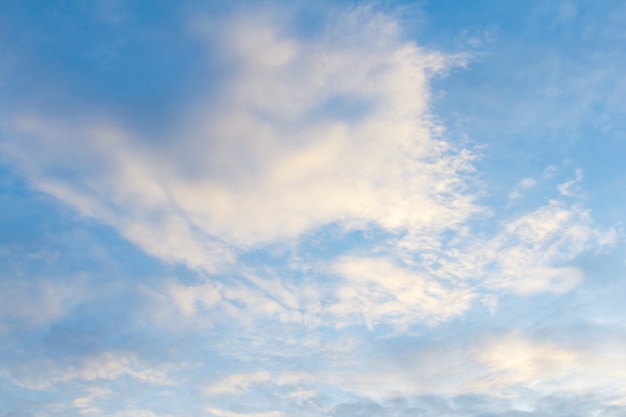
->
[2,1,626,416]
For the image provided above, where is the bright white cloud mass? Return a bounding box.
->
[2,1,626,416]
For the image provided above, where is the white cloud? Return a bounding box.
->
[326,256,473,329]
[508,190,521,200]
[72,387,112,415]
[1,7,474,272]
[141,192,610,331]
[3,351,175,390]
[165,280,221,316]
[144,276,302,334]
[0,6,613,335]
[558,168,583,196]
[463,331,626,401]
[205,371,271,395]
[484,200,602,294]
[508,177,537,200]
[520,177,537,188]
[412,198,611,297]
[543,165,559,178]
[4,117,234,274]
[159,330,626,407]
[466,332,582,394]
[306,331,626,404]
[509,177,538,200]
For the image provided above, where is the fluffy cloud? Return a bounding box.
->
[1,7,474,273]
[0,4,613,334]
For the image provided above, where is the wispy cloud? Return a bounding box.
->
[1,2,625,417]
[326,256,473,329]
[205,371,272,395]
[3,7,608,332]
[2,350,175,390]
[2,7,474,270]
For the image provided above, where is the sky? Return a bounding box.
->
[2,1,626,416]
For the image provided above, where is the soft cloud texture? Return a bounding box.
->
[1,2,625,417]
[222,331,626,403]
[3,6,608,331]
[2,7,475,270]
[2,350,174,390]
[327,256,473,329]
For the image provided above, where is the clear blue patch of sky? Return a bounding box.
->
[409,1,626,228]
[0,0,227,139]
